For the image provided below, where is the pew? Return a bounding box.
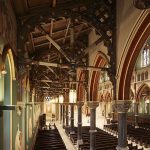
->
[34,124,67,150]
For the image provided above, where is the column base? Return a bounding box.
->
[116,146,129,150]
[77,139,83,146]
[89,129,97,133]
[135,125,139,129]
[65,125,69,128]
[70,131,75,134]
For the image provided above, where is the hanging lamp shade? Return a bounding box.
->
[69,89,77,103]
[59,95,64,103]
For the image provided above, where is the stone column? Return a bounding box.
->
[111,111,115,121]
[111,103,115,121]
[70,103,75,134]
[134,102,139,128]
[77,101,84,147]
[59,104,62,123]
[113,100,131,150]
[146,101,150,114]
[65,103,69,127]
[62,104,66,128]
[87,101,99,150]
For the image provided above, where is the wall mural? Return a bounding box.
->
[15,124,22,150]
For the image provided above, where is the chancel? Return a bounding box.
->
[0,0,150,150]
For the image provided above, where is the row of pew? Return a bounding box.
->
[34,124,67,150]
[104,124,150,149]
[138,123,150,130]
[65,126,143,150]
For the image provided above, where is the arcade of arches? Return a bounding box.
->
[0,0,150,150]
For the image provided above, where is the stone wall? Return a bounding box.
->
[0,0,17,53]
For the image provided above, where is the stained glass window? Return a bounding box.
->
[142,48,149,67]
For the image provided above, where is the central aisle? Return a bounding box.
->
[55,122,76,150]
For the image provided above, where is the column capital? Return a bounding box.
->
[77,101,84,107]
[63,102,69,105]
[69,102,76,105]
[112,100,131,113]
[87,101,99,109]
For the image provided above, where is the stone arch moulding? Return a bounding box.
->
[89,53,107,101]
[130,89,134,99]
[2,45,16,80]
[136,83,150,100]
[118,13,150,100]
[77,70,85,101]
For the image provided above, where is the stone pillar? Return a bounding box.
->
[77,101,84,147]
[62,104,65,127]
[70,103,75,134]
[87,101,99,150]
[59,104,62,123]
[65,104,69,127]
[111,111,115,121]
[134,102,139,128]
[111,103,115,121]
[146,102,150,114]
[55,103,59,120]
[113,100,131,150]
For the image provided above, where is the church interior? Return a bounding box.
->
[0,0,150,150]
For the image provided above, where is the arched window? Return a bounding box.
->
[141,48,150,67]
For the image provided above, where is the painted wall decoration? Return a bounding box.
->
[16,106,22,117]
[28,117,32,138]
[28,106,33,139]
[15,124,22,150]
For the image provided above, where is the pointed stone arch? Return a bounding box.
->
[136,83,150,100]
[0,45,16,150]
[130,89,134,99]
[89,53,108,101]
[2,45,16,80]
[77,70,85,101]
[118,12,150,100]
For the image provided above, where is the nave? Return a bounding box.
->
[0,0,150,150]
[32,107,150,150]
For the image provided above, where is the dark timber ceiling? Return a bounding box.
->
[11,0,116,100]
